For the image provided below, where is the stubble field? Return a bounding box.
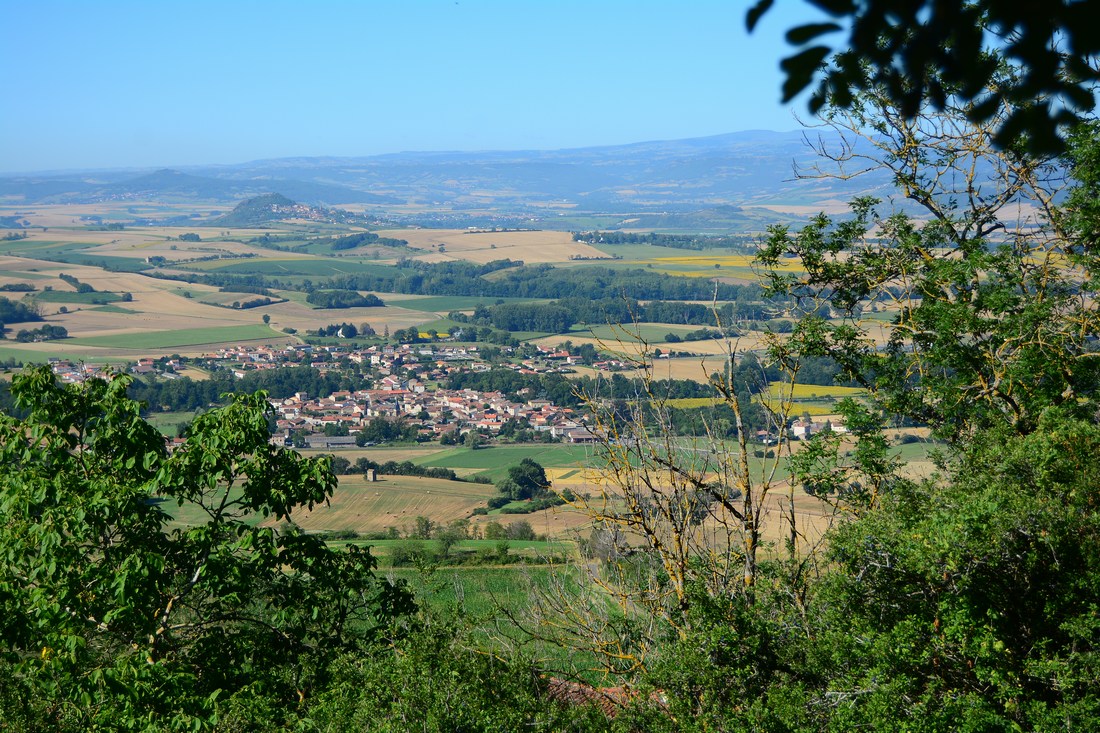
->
[378,228,610,264]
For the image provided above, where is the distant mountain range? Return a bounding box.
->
[0,130,891,214]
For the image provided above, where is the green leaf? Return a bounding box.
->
[785,22,842,45]
[745,0,774,32]
[780,46,832,101]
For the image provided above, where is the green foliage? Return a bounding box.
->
[129,365,350,412]
[327,231,407,250]
[1062,120,1100,254]
[808,413,1100,729]
[313,321,358,338]
[788,397,904,513]
[499,458,550,500]
[0,296,41,324]
[356,417,419,445]
[58,272,94,292]
[0,367,413,730]
[457,295,764,334]
[751,0,1099,153]
[307,625,614,731]
[13,323,67,342]
[305,289,384,309]
[758,180,1100,443]
[35,290,122,304]
[634,414,1100,731]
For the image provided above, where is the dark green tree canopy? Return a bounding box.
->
[500,458,551,501]
[750,0,1100,153]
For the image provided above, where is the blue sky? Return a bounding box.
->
[1,1,826,173]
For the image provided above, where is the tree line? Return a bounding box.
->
[305,289,384,309]
[573,230,755,251]
[328,231,408,251]
[450,294,770,334]
[324,260,742,301]
[128,366,358,412]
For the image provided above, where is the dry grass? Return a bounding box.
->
[0,260,297,358]
[295,446,450,463]
[505,471,835,544]
[93,237,306,261]
[1,202,233,229]
[377,228,609,264]
[261,299,432,335]
[0,252,434,355]
[282,474,497,535]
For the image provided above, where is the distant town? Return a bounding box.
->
[46,341,623,447]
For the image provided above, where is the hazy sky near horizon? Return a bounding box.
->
[1,0,823,173]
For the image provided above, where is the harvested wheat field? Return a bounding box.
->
[93,233,308,262]
[377,228,608,264]
[281,474,498,535]
[257,298,434,335]
[494,471,835,546]
[295,446,450,464]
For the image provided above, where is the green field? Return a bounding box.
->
[90,304,140,314]
[386,565,572,614]
[0,269,51,280]
[0,345,120,364]
[890,440,942,462]
[417,444,597,482]
[0,240,152,271]
[67,324,283,349]
[272,289,313,306]
[144,410,197,436]
[156,486,265,529]
[765,382,865,400]
[36,290,123,304]
[571,322,697,344]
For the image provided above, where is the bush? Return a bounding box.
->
[505,520,536,541]
[388,540,432,567]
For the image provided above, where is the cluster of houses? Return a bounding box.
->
[269,383,596,448]
[46,342,836,448]
[46,342,604,447]
[50,357,184,383]
[49,360,109,383]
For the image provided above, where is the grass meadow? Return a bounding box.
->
[570,322,697,344]
[385,563,607,677]
[35,291,123,304]
[67,324,282,349]
[0,344,120,364]
[144,410,196,436]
